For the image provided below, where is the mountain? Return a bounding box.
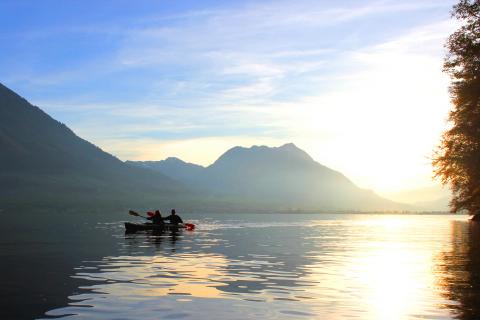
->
[384,185,452,211]
[127,157,205,186]
[129,143,405,211]
[0,83,186,209]
[0,82,406,212]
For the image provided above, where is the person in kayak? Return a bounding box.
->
[147,210,164,226]
[163,209,183,225]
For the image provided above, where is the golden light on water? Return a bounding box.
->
[351,219,437,319]
[104,218,450,319]
[355,244,433,319]
[62,215,474,320]
[301,217,445,319]
[93,253,232,299]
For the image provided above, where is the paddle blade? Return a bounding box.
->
[185,223,195,231]
[128,210,140,217]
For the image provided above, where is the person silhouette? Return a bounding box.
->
[163,209,184,225]
[147,210,164,226]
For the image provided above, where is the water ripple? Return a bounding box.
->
[41,214,480,320]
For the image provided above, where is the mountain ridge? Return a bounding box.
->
[1,82,409,212]
[0,82,188,209]
[129,143,406,211]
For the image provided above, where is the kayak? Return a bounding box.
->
[124,222,192,232]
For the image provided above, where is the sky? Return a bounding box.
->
[0,0,459,196]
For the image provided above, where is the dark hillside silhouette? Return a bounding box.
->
[0,83,185,209]
[1,82,405,212]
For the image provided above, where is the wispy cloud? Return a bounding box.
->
[3,0,458,193]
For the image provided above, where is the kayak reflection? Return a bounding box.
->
[124,228,182,252]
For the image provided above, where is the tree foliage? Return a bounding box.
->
[434,0,480,213]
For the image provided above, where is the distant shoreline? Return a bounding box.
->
[184,210,458,215]
[1,206,459,216]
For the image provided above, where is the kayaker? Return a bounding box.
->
[147,210,164,226]
[163,209,183,225]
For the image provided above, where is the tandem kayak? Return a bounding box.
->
[124,222,194,233]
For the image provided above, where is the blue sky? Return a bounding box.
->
[0,0,458,194]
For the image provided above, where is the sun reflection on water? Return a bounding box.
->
[43,214,477,320]
[82,253,232,299]
[297,216,447,319]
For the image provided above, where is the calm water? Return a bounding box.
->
[2,213,480,319]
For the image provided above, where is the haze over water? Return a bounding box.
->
[26,213,479,320]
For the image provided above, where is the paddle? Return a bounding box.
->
[128,210,148,219]
[184,223,195,231]
[128,210,196,230]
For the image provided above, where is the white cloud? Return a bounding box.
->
[23,0,458,195]
[265,21,456,192]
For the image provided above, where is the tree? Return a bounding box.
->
[433,0,480,213]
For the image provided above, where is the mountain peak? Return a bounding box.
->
[279,143,313,160]
[0,82,185,207]
[164,157,186,163]
[0,82,13,93]
[222,143,304,155]
[279,142,297,149]
[211,143,314,168]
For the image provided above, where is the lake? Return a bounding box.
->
[1,213,480,319]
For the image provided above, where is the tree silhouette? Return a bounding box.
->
[433,0,480,213]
